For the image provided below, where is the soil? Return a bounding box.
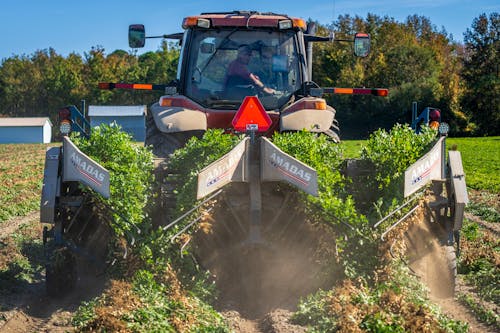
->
[0,200,496,332]
[0,213,108,333]
[403,206,497,333]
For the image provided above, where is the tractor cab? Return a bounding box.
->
[129,11,371,111]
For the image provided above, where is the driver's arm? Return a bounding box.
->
[250,73,275,94]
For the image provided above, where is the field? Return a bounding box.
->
[0,136,498,332]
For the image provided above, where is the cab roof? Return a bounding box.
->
[182,11,306,31]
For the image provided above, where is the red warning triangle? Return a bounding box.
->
[232,96,272,132]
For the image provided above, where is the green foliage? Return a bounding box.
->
[357,124,437,215]
[465,263,500,303]
[459,219,500,304]
[272,131,364,228]
[293,289,338,332]
[0,143,47,223]
[361,124,437,191]
[0,45,179,127]
[71,124,154,237]
[458,293,499,328]
[128,270,228,332]
[69,127,227,331]
[360,313,405,333]
[167,129,242,215]
[72,299,99,329]
[0,229,45,292]
[294,261,468,333]
[467,201,500,223]
[461,13,500,136]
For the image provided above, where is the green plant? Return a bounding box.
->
[68,127,228,332]
[467,201,500,223]
[272,130,364,228]
[458,293,499,328]
[167,129,242,216]
[71,124,154,238]
[361,124,437,191]
[358,124,437,216]
[72,298,99,329]
[293,289,338,332]
[128,270,228,333]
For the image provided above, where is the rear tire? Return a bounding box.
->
[145,109,204,226]
[145,109,203,158]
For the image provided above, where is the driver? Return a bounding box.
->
[224,45,275,95]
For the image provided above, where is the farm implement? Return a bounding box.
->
[40,11,468,300]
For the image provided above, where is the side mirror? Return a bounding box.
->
[354,33,370,57]
[129,24,146,48]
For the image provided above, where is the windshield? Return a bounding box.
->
[185,29,302,110]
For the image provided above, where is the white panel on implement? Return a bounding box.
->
[404,137,444,197]
[62,137,111,198]
[197,138,249,199]
[260,137,318,197]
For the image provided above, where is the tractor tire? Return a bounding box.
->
[145,110,204,226]
[45,247,77,297]
[324,119,341,143]
[145,110,203,158]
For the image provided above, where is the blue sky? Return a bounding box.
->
[1,0,498,60]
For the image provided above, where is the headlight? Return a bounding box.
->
[60,120,72,135]
[438,122,450,135]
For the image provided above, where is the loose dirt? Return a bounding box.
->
[0,214,108,333]
[0,270,107,333]
[0,212,39,242]
[1,200,496,332]
[403,206,496,333]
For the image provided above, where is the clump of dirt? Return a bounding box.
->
[317,277,448,333]
[76,280,142,332]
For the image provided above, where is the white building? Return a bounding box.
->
[0,117,52,143]
[88,105,146,141]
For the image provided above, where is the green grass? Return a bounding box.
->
[446,137,500,193]
[340,139,365,159]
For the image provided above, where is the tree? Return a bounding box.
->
[461,13,500,136]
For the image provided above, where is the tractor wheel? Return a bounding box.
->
[145,110,203,158]
[45,246,77,297]
[145,110,204,226]
[324,119,341,143]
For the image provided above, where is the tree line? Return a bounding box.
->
[0,13,498,138]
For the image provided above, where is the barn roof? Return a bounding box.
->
[0,117,52,127]
[88,105,146,117]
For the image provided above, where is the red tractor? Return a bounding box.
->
[101,10,387,156]
[42,11,389,301]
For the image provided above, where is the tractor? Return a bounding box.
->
[40,11,466,307]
